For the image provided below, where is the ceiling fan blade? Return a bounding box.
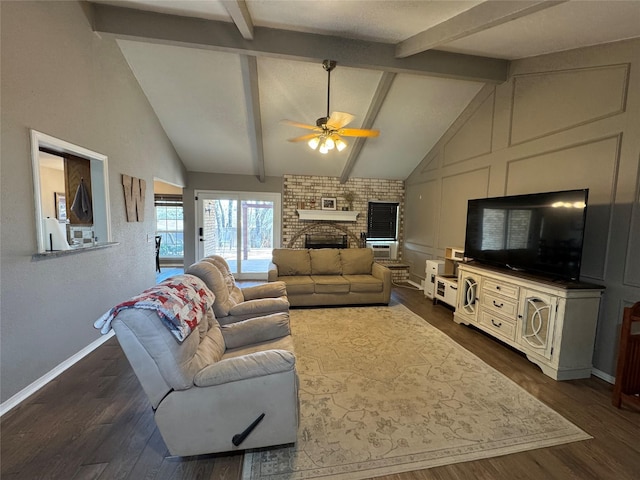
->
[287,133,320,143]
[327,111,354,129]
[338,128,380,138]
[281,119,321,131]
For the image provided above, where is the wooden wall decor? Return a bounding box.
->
[122,174,146,222]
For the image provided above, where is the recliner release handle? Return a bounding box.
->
[232,413,265,447]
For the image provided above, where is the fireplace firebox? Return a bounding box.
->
[305,234,348,249]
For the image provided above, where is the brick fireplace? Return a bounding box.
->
[282,174,405,255]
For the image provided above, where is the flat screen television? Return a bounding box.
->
[464,189,589,281]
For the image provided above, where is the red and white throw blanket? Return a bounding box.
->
[94,275,214,342]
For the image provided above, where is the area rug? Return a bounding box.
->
[242,303,590,480]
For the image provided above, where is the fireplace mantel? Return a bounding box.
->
[297,209,359,222]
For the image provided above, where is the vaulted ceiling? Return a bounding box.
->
[87,1,640,183]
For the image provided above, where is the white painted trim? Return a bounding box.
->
[30,130,112,253]
[592,368,615,385]
[296,209,359,222]
[0,332,115,417]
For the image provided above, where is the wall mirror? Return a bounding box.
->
[31,130,112,254]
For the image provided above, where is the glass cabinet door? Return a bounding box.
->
[519,291,557,359]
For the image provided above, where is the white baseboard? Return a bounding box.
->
[592,368,615,384]
[407,280,422,289]
[0,331,114,417]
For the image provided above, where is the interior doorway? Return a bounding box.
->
[154,180,184,279]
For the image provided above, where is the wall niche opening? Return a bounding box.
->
[31,130,112,254]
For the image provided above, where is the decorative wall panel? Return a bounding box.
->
[506,135,621,280]
[439,168,490,249]
[624,187,640,286]
[443,92,494,166]
[510,64,628,145]
[405,180,438,247]
[420,152,439,173]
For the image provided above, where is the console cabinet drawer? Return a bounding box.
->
[478,310,516,341]
[481,291,518,316]
[482,278,519,300]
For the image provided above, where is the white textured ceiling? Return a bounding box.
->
[90,0,640,183]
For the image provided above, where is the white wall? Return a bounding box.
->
[404,38,640,377]
[0,1,187,403]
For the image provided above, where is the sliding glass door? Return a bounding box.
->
[195,191,280,279]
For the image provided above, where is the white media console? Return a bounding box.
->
[454,262,604,381]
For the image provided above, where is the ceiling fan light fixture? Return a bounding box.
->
[324,136,335,151]
[308,137,320,150]
[318,137,329,154]
[284,60,378,153]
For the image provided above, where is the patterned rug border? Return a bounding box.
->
[242,303,592,480]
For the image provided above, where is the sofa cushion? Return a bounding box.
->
[113,308,219,392]
[186,261,235,318]
[242,281,287,300]
[311,275,350,294]
[343,274,384,293]
[277,275,315,295]
[221,313,290,349]
[310,249,342,275]
[272,249,311,275]
[200,309,216,339]
[202,256,244,305]
[193,318,226,367]
[340,248,374,275]
[194,350,296,387]
[223,335,294,359]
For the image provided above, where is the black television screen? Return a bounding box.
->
[464,189,589,281]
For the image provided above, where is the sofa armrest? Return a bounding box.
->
[242,281,287,300]
[267,262,279,282]
[193,350,295,387]
[228,297,289,317]
[372,262,391,282]
[221,313,290,349]
[372,262,392,304]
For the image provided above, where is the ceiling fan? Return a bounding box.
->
[283,59,380,154]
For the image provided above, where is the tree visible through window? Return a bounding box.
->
[155,195,184,258]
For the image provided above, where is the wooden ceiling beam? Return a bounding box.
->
[239,55,265,182]
[90,3,508,84]
[340,72,396,184]
[396,1,567,58]
[223,0,254,40]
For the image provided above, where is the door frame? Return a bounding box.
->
[195,190,281,279]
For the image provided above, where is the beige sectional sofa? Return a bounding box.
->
[268,248,392,307]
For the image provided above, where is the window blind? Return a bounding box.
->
[367,201,399,240]
[154,194,183,207]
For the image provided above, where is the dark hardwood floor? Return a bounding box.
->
[2,284,639,479]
